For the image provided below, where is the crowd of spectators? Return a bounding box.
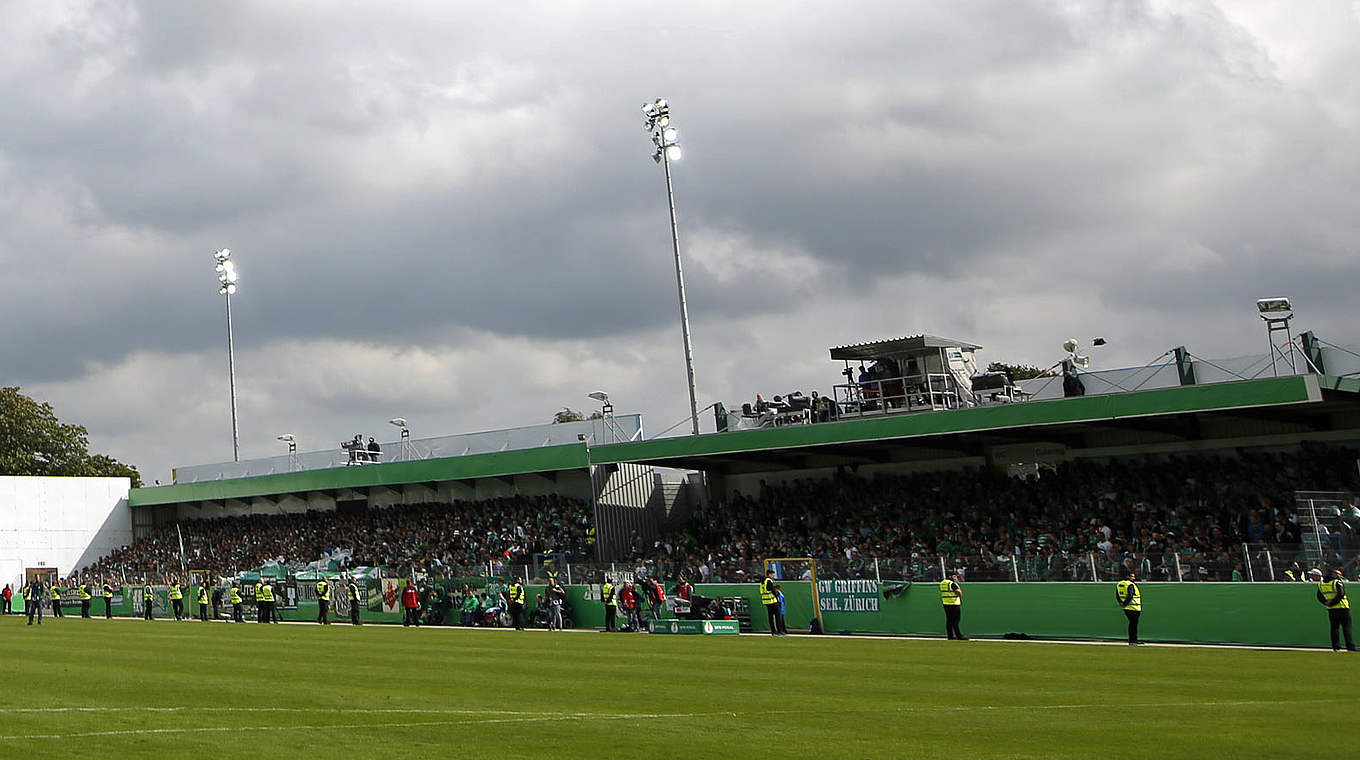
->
[639,444,1360,583]
[82,495,592,581]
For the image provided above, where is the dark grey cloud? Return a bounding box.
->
[2,1,1358,478]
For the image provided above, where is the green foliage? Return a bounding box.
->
[987,361,1054,381]
[0,386,142,486]
[552,407,584,424]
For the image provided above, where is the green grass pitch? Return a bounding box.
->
[1,616,1355,759]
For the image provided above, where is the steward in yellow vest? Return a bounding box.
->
[1115,570,1142,646]
[168,583,184,620]
[79,582,92,618]
[229,584,244,623]
[760,570,782,637]
[1313,568,1355,652]
[142,583,155,620]
[316,580,331,625]
[257,581,276,624]
[197,585,211,622]
[50,584,64,618]
[102,581,114,619]
[602,581,617,632]
[940,573,966,640]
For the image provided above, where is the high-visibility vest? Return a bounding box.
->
[102,584,113,598]
[79,584,91,601]
[586,527,596,546]
[508,584,525,604]
[198,587,209,605]
[21,586,30,601]
[602,582,615,606]
[230,589,243,605]
[169,585,182,600]
[51,587,60,600]
[143,585,153,602]
[316,581,330,601]
[1116,580,1141,611]
[1319,580,1350,610]
[760,578,777,606]
[258,583,274,603]
[348,582,359,601]
[940,579,962,606]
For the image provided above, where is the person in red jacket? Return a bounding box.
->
[401,580,421,627]
[674,576,693,602]
[618,582,641,632]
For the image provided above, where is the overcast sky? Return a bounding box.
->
[3,1,1358,484]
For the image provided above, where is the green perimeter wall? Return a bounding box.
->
[54,582,1335,648]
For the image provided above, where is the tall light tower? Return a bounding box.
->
[213,248,240,461]
[643,97,700,435]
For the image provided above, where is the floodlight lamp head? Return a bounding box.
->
[1073,355,1092,368]
[662,127,678,143]
[1256,297,1292,314]
[642,102,658,117]
[587,391,609,403]
[276,434,295,442]
[652,150,663,164]
[665,145,681,161]
[1062,338,1079,354]
[656,114,670,127]
[224,284,237,295]
[388,418,408,428]
[213,248,231,261]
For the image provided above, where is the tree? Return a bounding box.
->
[0,387,142,486]
[552,408,584,424]
[987,362,1054,382]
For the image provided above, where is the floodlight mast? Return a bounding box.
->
[1257,297,1297,376]
[643,97,700,435]
[214,249,240,462]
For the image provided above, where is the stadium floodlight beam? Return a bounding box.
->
[213,248,240,462]
[642,96,700,435]
[1257,297,1297,376]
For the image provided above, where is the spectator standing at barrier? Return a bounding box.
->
[619,582,642,632]
[506,579,525,630]
[27,578,45,626]
[546,577,566,631]
[142,580,154,620]
[601,578,616,632]
[230,583,244,622]
[941,571,966,640]
[1116,569,1142,646]
[102,580,114,619]
[197,584,210,622]
[674,576,693,603]
[2,583,11,615]
[774,584,788,635]
[761,570,781,637]
[1312,568,1355,652]
[401,580,421,627]
[347,576,362,625]
[367,437,381,462]
[316,578,331,625]
[168,580,184,621]
[78,581,91,618]
[211,586,223,620]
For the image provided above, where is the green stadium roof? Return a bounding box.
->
[130,374,1358,507]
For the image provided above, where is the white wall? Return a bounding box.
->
[0,476,132,588]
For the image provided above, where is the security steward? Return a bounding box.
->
[50,582,63,618]
[168,580,184,620]
[257,579,275,623]
[761,569,781,636]
[79,581,92,618]
[102,579,114,619]
[1312,568,1355,652]
[230,584,244,622]
[316,578,331,625]
[940,570,967,640]
[197,584,211,622]
[507,579,526,630]
[1116,569,1142,645]
[142,581,155,620]
[346,576,362,625]
[602,578,617,632]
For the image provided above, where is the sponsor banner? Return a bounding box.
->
[648,619,740,635]
[816,579,880,613]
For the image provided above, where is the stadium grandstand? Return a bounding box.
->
[13,329,1360,645]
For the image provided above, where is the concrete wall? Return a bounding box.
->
[0,476,132,588]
